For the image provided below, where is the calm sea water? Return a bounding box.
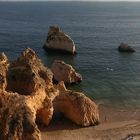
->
[0,1,140,108]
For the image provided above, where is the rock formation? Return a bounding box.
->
[51,60,82,84]
[0,48,99,140]
[0,52,9,90]
[0,89,42,140]
[0,48,58,140]
[53,81,99,126]
[6,48,54,95]
[118,43,135,52]
[43,26,76,54]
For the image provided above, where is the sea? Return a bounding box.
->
[0,1,140,109]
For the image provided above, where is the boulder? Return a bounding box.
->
[118,43,135,52]
[51,60,82,84]
[53,81,99,126]
[43,26,76,54]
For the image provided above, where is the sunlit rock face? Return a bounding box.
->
[0,90,41,140]
[0,48,99,140]
[0,48,58,140]
[53,82,99,126]
[51,60,82,84]
[6,48,53,95]
[43,26,76,54]
[0,52,9,90]
[118,43,135,52]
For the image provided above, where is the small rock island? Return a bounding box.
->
[43,26,76,54]
[118,43,135,52]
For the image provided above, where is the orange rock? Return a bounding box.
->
[0,90,41,140]
[0,48,58,140]
[54,82,99,126]
[51,60,82,84]
[0,48,99,140]
[0,52,9,90]
[6,48,53,94]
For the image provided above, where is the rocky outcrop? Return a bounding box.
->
[0,52,9,90]
[0,48,58,140]
[6,48,53,95]
[0,48,99,140]
[0,89,42,140]
[53,81,99,126]
[43,26,76,54]
[118,43,135,52]
[51,60,82,84]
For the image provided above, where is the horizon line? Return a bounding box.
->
[1,0,140,2]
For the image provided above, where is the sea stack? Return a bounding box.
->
[118,43,135,52]
[43,26,76,54]
[51,60,82,84]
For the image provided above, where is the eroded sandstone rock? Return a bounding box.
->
[0,90,41,140]
[6,48,53,94]
[53,81,99,126]
[51,60,82,84]
[0,48,99,140]
[0,48,58,140]
[0,52,9,90]
[43,26,76,54]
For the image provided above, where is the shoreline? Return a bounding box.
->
[41,104,140,140]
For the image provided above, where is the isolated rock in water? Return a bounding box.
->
[53,82,99,126]
[118,43,135,52]
[43,26,76,54]
[51,60,82,84]
[0,52,9,90]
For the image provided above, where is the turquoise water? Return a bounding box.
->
[0,2,140,108]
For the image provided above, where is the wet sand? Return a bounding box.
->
[41,104,140,140]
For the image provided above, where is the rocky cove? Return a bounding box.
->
[0,48,99,140]
[0,26,140,140]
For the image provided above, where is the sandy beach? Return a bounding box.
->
[41,104,140,140]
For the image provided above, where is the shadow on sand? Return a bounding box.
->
[38,112,83,132]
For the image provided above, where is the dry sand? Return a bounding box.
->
[41,104,140,140]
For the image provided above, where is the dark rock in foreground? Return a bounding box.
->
[43,26,76,54]
[118,43,135,53]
